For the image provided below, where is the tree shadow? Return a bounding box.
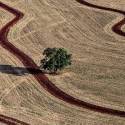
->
[0,65,43,76]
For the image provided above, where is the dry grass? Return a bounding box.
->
[0,0,125,124]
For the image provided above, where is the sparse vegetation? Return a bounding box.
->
[40,48,72,74]
[1,0,125,124]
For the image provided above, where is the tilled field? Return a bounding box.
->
[0,0,125,125]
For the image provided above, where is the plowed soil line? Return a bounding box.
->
[0,2,125,125]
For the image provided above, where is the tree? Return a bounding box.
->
[40,48,72,74]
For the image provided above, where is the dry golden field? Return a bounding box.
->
[0,0,125,124]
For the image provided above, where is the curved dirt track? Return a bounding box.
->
[0,2,29,125]
[0,114,29,125]
[0,0,125,124]
[76,0,125,36]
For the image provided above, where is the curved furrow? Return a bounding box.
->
[0,1,125,124]
[76,0,125,36]
[0,2,29,125]
[0,114,29,125]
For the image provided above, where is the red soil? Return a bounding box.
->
[0,1,125,124]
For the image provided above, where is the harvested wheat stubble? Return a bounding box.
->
[0,0,125,125]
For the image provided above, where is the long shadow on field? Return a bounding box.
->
[0,65,43,76]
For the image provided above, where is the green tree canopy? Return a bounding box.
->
[40,48,72,74]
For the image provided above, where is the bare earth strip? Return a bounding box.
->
[0,0,124,125]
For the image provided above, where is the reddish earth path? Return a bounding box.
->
[0,114,29,125]
[0,2,29,125]
[76,0,125,36]
[0,1,125,124]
